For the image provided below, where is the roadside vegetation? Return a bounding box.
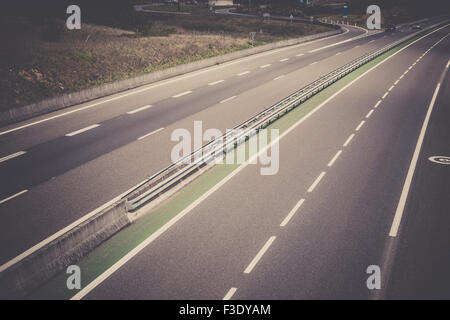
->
[0,1,330,112]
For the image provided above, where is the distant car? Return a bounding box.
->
[412,24,422,29]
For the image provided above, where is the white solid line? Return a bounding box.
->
[366,109,374,118]
[394,79,400,85]
[172,90,192,98]
[355,120,365,131]
[388,85,395,91]
[409,65,413,70]
[343,133,355,147]
[137,127,164,140]
[69,27,448,299]
[223,288,237,300]
[280,58,289,62]
[382,92,389,99]
[446,60,450,68]
[274,75,285,81]
[310,61,318,66]
[389,82,442,237]
[308,171,326,193]
[280,198,305,227]
[328,150,342,167]
[126,105,152,114]
[0,151,26,164]
[399,74,404,80]
[404,70,409,75]
[374,100,382,109]
[65,124,100,137]
[220,96,237,104]
[208,80,224,86]
[296,53,305,57]
[244,236,276,274]
[260,64,271,68]
[0,190,28,205]
[237,71,250,76]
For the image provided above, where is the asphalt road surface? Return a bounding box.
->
[68,24,450,299]
[0,23,398,264]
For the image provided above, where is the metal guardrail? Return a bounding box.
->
[124,20,447,212]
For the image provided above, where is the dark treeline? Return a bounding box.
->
[2,0,448,22]
[2,0,139,21]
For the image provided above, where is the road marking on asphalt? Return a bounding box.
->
[404,70,409,75]
[223,287,237,300]
[343,133,355,147]
[137,127,164,141]
[274,75,285,81]
[354,45,360,48]
[280,198,305,227]
[399,74,404,80]
[388,85,395,91]
[374,100,382,109]
[244,236,276,274]
[446,60,450,68]
[382,92,389,99]
[307,27,361,53]
[308,171,326,193]
[279,58,289,62]
[355,120,365,131]
[389,82,443,237]
[368,40,375,43]
[68,26,449,300]
[65,124,100,137]
[220,96,237,104]
[394,79,400,85]
[237,71,250,76]
[335,52,342,55]
[0,190,28,205]
[328,150,342,167]
[365,109,374,118]
[208,79,225,86]
[409,65,413,70]
[126,105,152,114]
[260,64,271,68]
[172,90,192,98]
[296,53,305,57]
[0,151,27,164]
[310,61,318,66]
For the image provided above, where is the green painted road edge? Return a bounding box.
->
[27,35,418,300]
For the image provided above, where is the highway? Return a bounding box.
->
[0,23,383,264]
[1,16,449,300]
[62,24,450,299]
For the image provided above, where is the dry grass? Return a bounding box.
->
[0,13,331,111]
